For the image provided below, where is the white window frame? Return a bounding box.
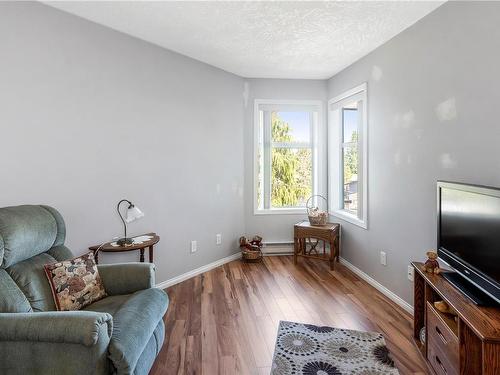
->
[254,99,322,215]
[328,83,368,228]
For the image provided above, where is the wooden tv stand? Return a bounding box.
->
[412,262,500,374]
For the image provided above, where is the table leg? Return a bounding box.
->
[140,248,145,262]
[336,230,341,262]
[149,245,154,263]
[294,236,298,265]
[329,239,335,271]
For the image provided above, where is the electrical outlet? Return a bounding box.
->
[216,234,222,245]
[191,240,197,253]
[380,251,387,266]
[408,265,414,282]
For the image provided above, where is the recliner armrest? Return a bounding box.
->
[0,311,113,347]
[98,262,155,295]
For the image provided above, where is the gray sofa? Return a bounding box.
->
[0,205,168,374]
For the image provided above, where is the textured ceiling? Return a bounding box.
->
[45,1,444,79]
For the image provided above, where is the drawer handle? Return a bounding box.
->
[435,355,447,374]
[435,326,448,345]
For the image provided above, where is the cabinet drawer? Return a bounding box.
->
[426,302,459,374]
[428,339,458,375]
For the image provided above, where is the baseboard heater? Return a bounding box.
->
[262,241,294,255]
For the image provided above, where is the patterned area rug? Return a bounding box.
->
[271,321,399,375]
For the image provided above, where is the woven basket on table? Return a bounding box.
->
[306,195,328,226]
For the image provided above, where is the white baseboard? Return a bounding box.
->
[339,257,414,315]
[155,252,241,290]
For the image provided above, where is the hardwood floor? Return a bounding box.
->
[150,256,428,375]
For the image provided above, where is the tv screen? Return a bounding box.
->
[439,184,500,286]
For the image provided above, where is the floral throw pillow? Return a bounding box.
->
[44,252,107,311]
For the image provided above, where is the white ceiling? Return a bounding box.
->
[46,1,444,79]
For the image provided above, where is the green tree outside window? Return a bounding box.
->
[271,113,312,207]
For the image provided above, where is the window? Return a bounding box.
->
[328,83,367,228]
[254,100,321,214]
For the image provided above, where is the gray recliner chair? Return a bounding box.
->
[0,205,168,374]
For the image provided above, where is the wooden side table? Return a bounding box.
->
[89,232,159,264]
[294,221,340,270]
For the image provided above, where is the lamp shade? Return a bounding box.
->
[125,205,144,223]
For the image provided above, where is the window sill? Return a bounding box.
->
[254,208,307,216]
[329,209,367,229]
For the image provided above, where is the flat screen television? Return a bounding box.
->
[437,181,500,305]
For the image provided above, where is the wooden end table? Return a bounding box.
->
[89,232,159,264]
[294,221,340,270]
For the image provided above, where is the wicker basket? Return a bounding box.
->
[242,249,262,262]
[306,195,328,226]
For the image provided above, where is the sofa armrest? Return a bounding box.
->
[0,311,113,347]
[98,262,155,295]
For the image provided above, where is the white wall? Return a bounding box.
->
[327,1,500,303]
[0,2,245,284]
[243,79,328,243]
[2,1,498,307]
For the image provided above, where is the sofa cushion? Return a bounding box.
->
[0,205,65,268]
[44,252,107,311]
[0,269,32,312]
[84,288,168,374]
[83,294,130,316]
[7,252,58,311]
[47,245,73,262]
[40,205,66,247]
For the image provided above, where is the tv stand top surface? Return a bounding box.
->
[412,262,500,342]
